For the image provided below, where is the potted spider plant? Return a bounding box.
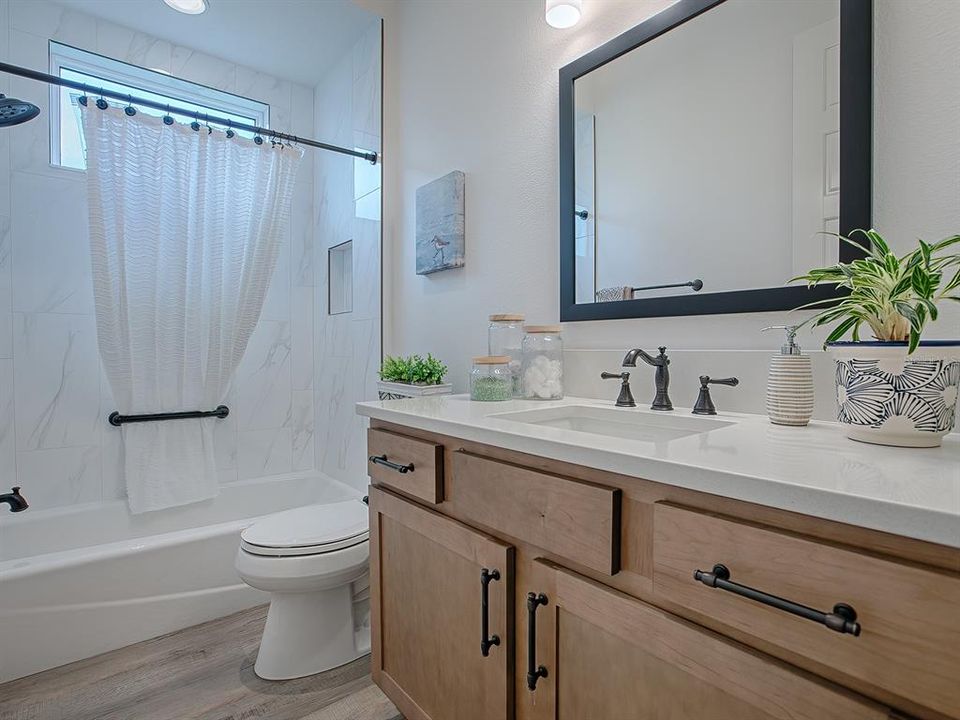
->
[793,229,959,447]
[377,354,452,400]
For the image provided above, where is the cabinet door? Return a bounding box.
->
[369,487,514,720]
[521,559,892,720]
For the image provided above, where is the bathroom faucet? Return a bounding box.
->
[0,486,28,512]
[622,346,672,411]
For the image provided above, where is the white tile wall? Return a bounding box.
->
[0,1,318,510]
[313,20,382,493]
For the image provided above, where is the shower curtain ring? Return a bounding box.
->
[204,113,212,134]
[190,110,201,132]
[124,94,136,116]
[254,130,263,145]
[225,119,235,139]
[78,95,88,107]
[95,88,108,110]
[163,104,174,125]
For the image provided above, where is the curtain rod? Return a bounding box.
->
[0,61,379,165]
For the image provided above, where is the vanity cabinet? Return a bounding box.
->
[368,487,513,720]
[520,559,889,720]
[367,420,960,720]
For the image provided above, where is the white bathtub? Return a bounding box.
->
[0,472,362,683]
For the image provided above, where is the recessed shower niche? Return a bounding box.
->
[328,240,354,315]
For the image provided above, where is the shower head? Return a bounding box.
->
[0,94,40,126]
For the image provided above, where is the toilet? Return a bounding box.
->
[235,498,370,680]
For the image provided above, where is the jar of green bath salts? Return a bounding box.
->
[470,356,514,401]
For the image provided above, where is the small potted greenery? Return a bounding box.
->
[793,229,959,447]
[377,354,452,400]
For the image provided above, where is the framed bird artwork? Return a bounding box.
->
[416,170,465,275]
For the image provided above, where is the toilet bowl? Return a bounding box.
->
[235,499,370,680]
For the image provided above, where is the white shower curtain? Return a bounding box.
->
[82,106,303,514]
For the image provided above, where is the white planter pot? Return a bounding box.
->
[828,341,960,448]
[376,380,453,401]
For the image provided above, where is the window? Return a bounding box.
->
[50,42,270,170]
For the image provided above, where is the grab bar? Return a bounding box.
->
[108,405,230,427]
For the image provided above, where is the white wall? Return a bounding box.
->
[313,20,382,493]
[0,0,317,510]
[378,0,959,407]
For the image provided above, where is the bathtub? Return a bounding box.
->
[0,472,362,683]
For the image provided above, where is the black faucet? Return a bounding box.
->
[0,486,28,512]
[622,346,672,411]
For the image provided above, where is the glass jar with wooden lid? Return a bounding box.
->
[470,356,514,402]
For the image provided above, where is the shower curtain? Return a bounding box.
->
[82,106,303,514]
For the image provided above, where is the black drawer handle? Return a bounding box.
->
[369,454,414,474]
[480,568,501,657]
[694,564,861,636]
[526,592,549,690]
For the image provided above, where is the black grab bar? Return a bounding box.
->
[108,405,230,427]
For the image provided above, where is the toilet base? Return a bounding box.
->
[254,585,366,680]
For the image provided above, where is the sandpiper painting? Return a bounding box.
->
[416,170,465,275]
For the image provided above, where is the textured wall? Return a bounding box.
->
[0,0,317,510]
[379,0,959,404]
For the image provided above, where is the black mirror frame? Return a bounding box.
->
[559,0,872,322]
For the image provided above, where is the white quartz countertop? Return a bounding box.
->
[357,395,960,548]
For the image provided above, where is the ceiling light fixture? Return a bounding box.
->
[545,0,582,29]
[162,0,208,15]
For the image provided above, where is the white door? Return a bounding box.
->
[792,17,841,275]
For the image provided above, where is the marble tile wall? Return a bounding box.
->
[313,20,382,493]
[0,0,317,510]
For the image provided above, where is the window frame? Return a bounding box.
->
[49,41,270,170]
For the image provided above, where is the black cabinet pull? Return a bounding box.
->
[480,568,501,657]
[526,592,549,690]
[369,454,414,474]
[694,564,861,636]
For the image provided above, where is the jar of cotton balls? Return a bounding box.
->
[470,356,515,402]
[521,326,564,400]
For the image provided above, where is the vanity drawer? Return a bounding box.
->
[367,428,443,504]
[653,503,960,717]
[449,450,621,575]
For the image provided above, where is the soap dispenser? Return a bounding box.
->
[762,325,814,426]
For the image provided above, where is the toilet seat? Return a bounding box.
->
[240,500,369,557]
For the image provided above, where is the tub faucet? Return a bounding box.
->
[622,346,673,411]
[0,486,28,512]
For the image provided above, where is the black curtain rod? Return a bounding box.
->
[0,61,378,165]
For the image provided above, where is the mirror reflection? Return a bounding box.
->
[574,0,841,304]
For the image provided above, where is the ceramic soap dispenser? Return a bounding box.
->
[762,325,814,426]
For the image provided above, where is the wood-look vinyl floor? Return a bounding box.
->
[0,605,401,720]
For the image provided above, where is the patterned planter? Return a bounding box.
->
[828,341,960,447]
[377,380,453,401]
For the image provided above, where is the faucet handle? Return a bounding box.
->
[700,376,739,388]
[601,371,636,408]
[693,376,739,415]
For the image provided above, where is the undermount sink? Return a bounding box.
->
[490,405,734,442]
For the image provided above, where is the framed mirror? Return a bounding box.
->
[559,0,872,322]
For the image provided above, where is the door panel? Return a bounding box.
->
[369,487,513,720]
[524,559,891,720]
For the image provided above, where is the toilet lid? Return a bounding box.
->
[241,500,368,555]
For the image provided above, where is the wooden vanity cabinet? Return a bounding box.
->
[518,559,891,720]
[367,421,958,720]
[368,487,513,720]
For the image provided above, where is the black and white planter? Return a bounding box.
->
[377,380,453,401]
[828,341,960,448]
